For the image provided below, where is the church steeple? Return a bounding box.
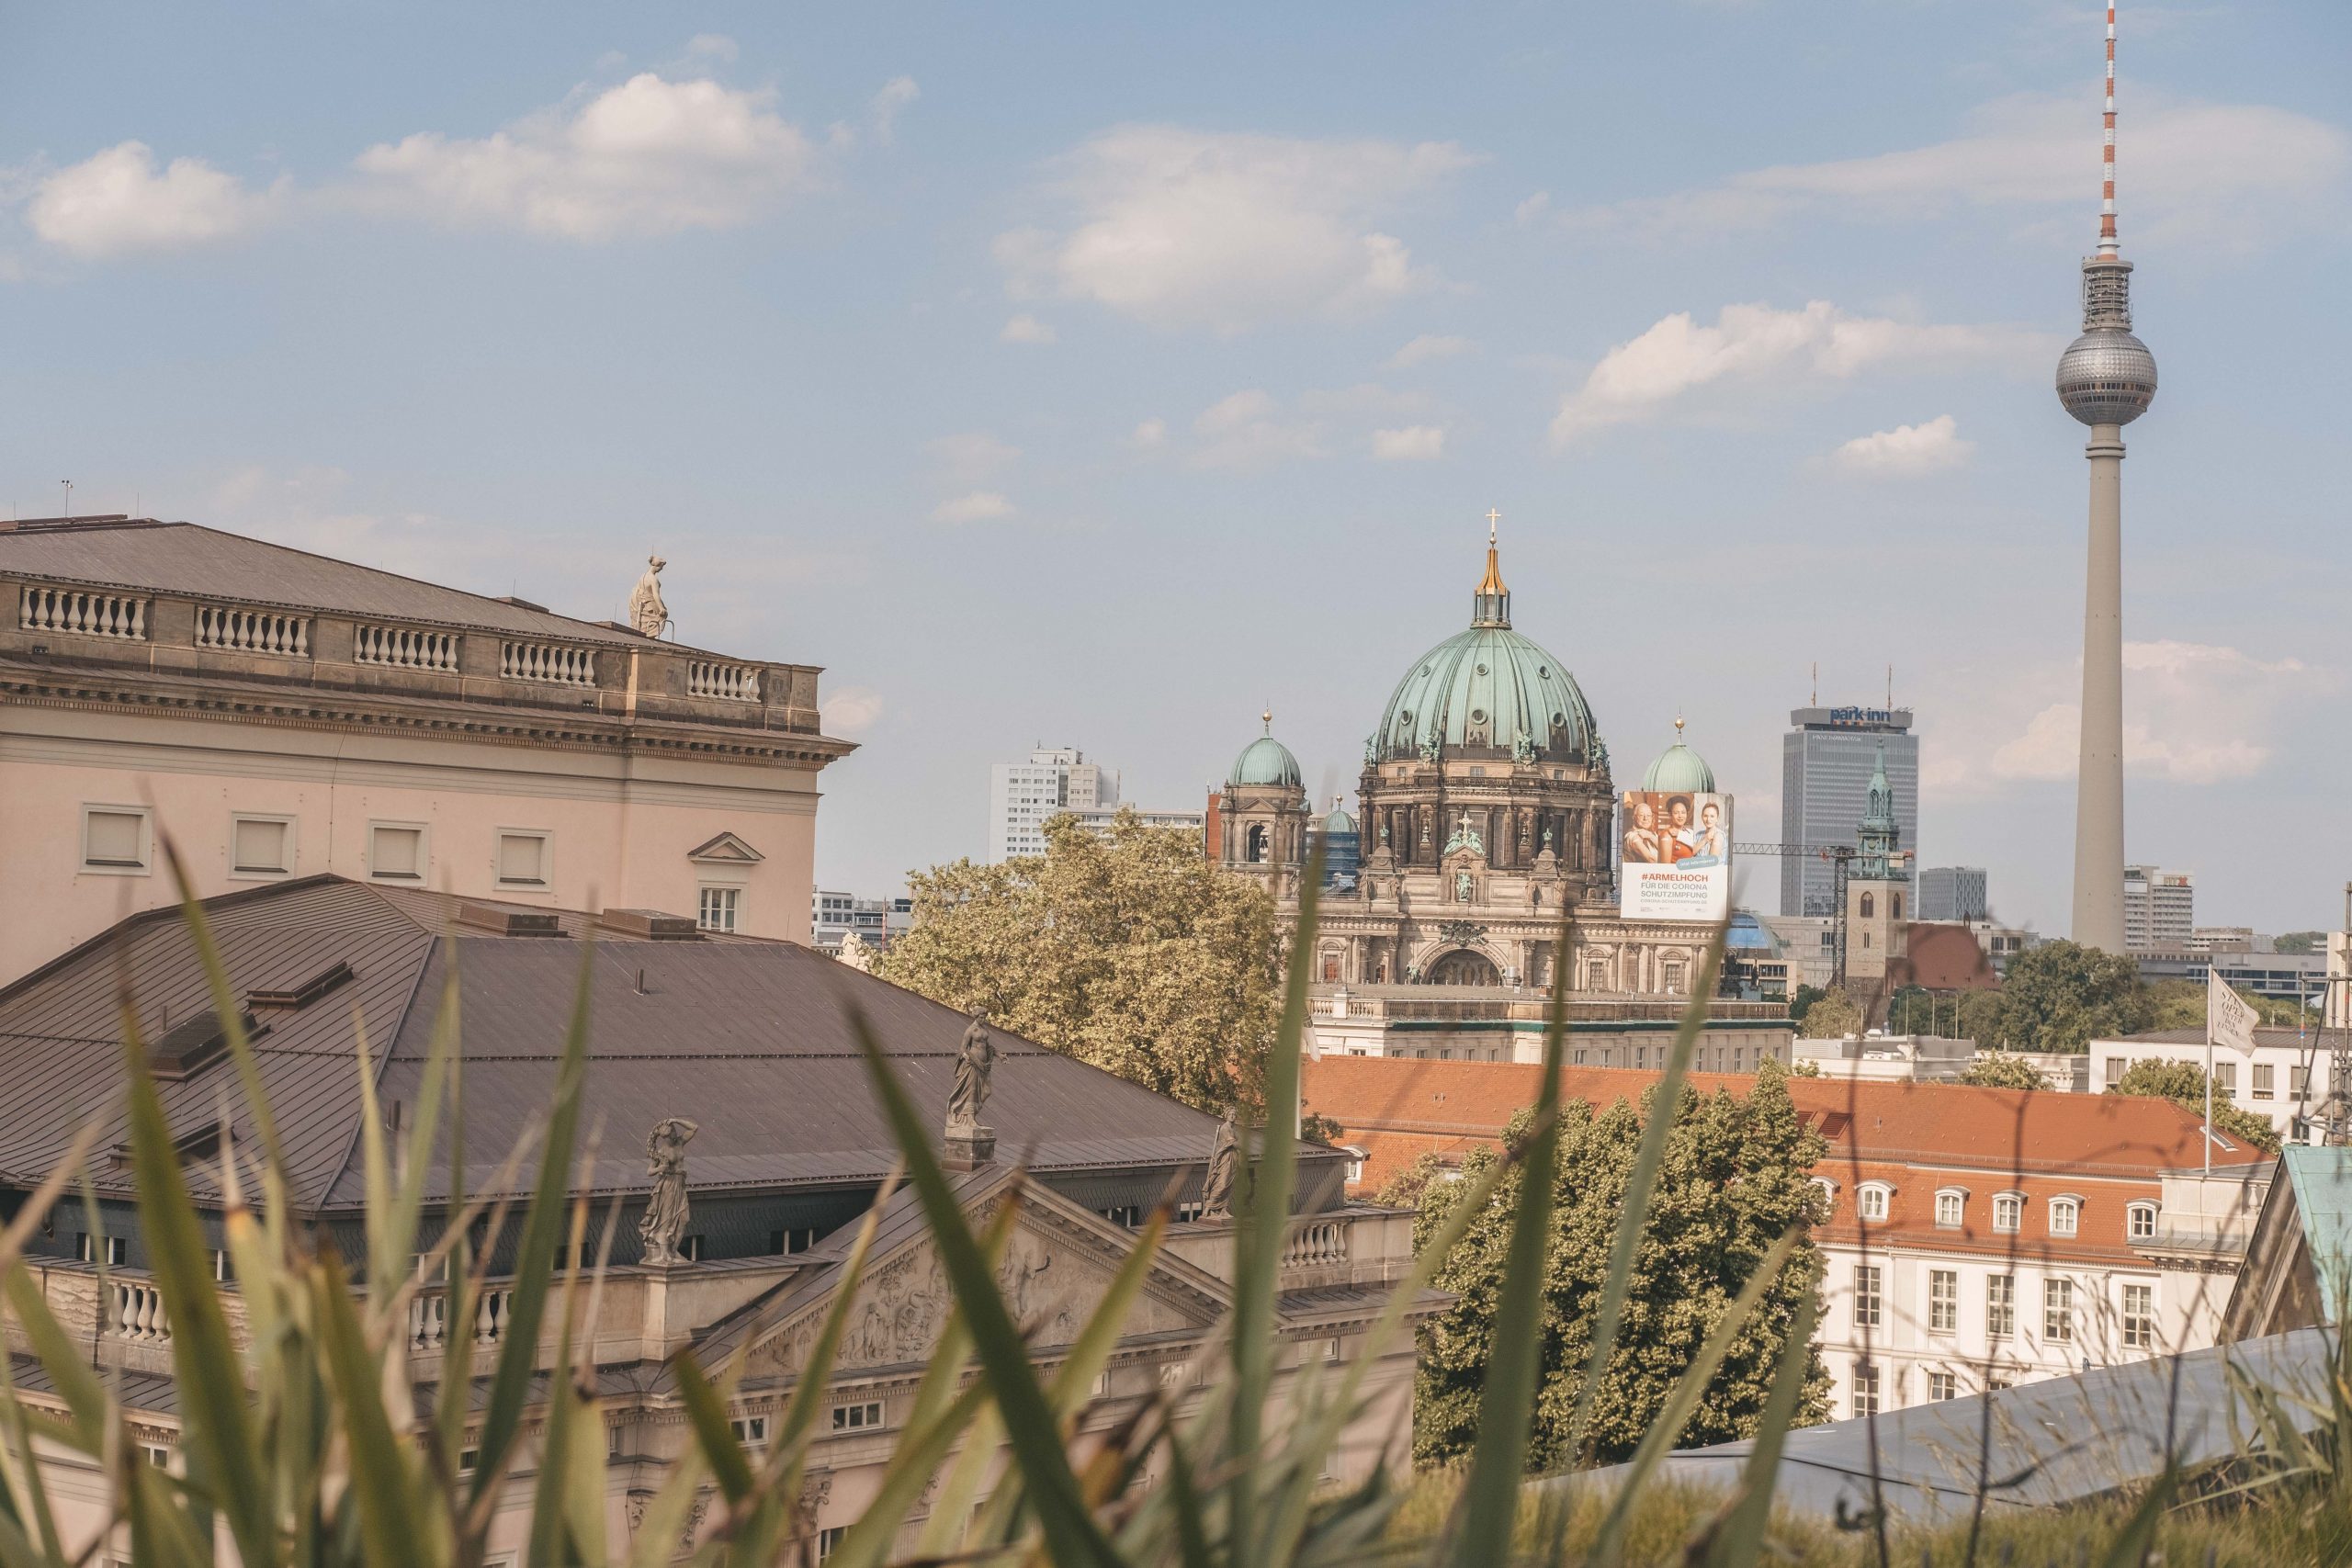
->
[1472,509,1510,627]
[1856,741,1902,880]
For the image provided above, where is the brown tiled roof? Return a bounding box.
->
[1306,1056,2268,1257]
[0,877,1239,1215]
[0,518,761,660]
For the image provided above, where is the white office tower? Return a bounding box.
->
[988,747,1119,862]
[2057,1,2159,953]
[2120,865,2194,952]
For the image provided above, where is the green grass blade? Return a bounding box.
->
[311,1247,420,1568]
[847,1004,1121,1568]
[1560,932,1725,1471]
[1697,1288,1816,1568]
[672,1353,758,1506]
[820,1375,995,1568]
[469,943,594,1505]
[1445,909,1574,1568]
[1590,1228,1801,1567]
[1232,843,1323,1563]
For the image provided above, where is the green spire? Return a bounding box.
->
[1856,740,1901,880]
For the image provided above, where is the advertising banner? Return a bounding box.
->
[1621,790,1733,922]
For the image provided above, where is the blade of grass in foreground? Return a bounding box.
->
[1697,1288,1816,1568]
[1444,910,1574,1568]
[848,1005,1121,1568]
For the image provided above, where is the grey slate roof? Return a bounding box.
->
[0,518,741,657]
[1566,1327,2332,1524]
[0,877,1235,1215]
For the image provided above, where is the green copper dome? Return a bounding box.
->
[1323,802,1359,833]
[1372,623,1599,765]
[1640,720,1715,793]
[1229,711,1303,788]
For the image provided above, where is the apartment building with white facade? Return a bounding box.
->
[987,747,1118,861]
[2088,1026,2352,1137]
[1306,1059,2272,1420]
[0,516,851,975]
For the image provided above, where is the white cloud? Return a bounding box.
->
[1550,300,2047,442]
[348,73,818,241]
[1513,190,1552,226]
[1130,417,1168,446]
[870,76,920,143]
[1983,641,2313,789]
[931,491,1014,524]
[927,432,1018,480]
[823,685,884,735]
[995,125,1476,333]
[1372,425,1446,461]
[28,141,280,257]
[1563,92,2348,258]
[1829,414,1973,476]
[1386,333,1474,369]
[999,313,1057,344]
[1190,389,1328,469]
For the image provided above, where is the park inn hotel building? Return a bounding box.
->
[0,513,853,976]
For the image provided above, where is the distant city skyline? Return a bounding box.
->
[5,3,2346,933]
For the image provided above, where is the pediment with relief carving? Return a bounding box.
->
[748,1190,1226,1380]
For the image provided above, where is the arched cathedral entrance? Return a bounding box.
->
[1426,949,1500,987]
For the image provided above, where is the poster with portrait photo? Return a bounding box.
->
[1620,789,1733,921]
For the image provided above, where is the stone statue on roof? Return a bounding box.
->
[628,554,669,638]
[638,1116,698,1267]
[947,1010,998,1134]
[1200,1105,1240,1221]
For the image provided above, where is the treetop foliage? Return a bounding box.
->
[876,808,1283,1112]
[2108,1056,2282,1154]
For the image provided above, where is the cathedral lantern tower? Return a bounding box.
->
[1217,710,1309,895]
[1844,741,1911,991]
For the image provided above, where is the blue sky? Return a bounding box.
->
[6,2,2348,935]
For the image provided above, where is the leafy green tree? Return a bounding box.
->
[1374,1150,1453,1210]
[1956,1051,2051,1090]
[1986,940,2153,1053]
[1799,987,1862,1041]
[2150,977,2312,1032]
[2276,931,2327,955]
[876,808,1282,1111]
[1413,1062,1829,1469]
[2109,1057,2281,1154]
[1788,983,1826,1025]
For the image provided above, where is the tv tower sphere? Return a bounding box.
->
[2055,319,2158,426]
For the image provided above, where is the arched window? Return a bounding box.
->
[2049,1197,2081,1237]
[2127,1201,2157,1241]
[1245,823,1267,863]
[1860,892,1875,919]
[1892,893,1905,919]
[1935,1189,1966,1228]
[1858,1182,1892,1223]
[1662,959,1687,994]
[1993,1192,2025,1234]
[1319,949,1342,983]
[1585,960,1609,991]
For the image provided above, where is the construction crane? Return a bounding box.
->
[1727,841,1912,991]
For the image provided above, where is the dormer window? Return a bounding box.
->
[2049,1197,2081,1238]
[1934,1189,1966,1229]
[2128,1201,2157,1242]
[1857,1182,1892,1223]
[1993,1192,2024,1234]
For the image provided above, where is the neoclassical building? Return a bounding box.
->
[1216,532,1734,1004]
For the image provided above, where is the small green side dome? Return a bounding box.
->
[1229,713,1302,788]
[1641,719,1715,793]
[1323,802,1359,833]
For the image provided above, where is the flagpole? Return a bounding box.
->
[2204,1022,2213,1176]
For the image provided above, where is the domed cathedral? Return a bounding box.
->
[1216,525,1736,1013]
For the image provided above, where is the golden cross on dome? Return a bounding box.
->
[1486,507,1500,542]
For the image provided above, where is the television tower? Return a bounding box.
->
[2056,0,2158,954]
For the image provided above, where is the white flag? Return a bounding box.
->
[2208,968,2259,1058]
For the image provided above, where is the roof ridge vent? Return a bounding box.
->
[456,902,565,937]
[597,908,702,941]
[245,959,356,1010]
[151,1008,266,1080]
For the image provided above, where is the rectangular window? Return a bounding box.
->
[142,1444,172,1469]
[1852,1265,1883,1330]
[368,823,424,881]
[82,807,150,873]
[76,1234,126,1266]
[2129,1204,2156,1241]
[1935,1191,1963,1227]
[2105,1056,2126,1086]
[231,815,292,875]
[729,1416,768,1447]
[2293,1066,2312,1097]
[2122,1282,2156,1349]
[830,1401,883,1432]
[2050,1200,2079,1237]
[495,830,549,887]
[2215,1061,2237,1095]
[1986,1274,2016,1338]
[698,886,740,933]
[211,1247,231,1282]
[1928,1269,1959,1333]
[2253,1064,2275,1100]
[1851,1363,1880,1419]
[1993,1194,2022,1234]
[817,1527,847,1562]
[680,1235,705,1262]
[1928,1371,1957,1403]
[2044,1278,2075,1342]
[1986,1377,2012,1392]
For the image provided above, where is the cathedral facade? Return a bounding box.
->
[1216,533,1724,1000]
